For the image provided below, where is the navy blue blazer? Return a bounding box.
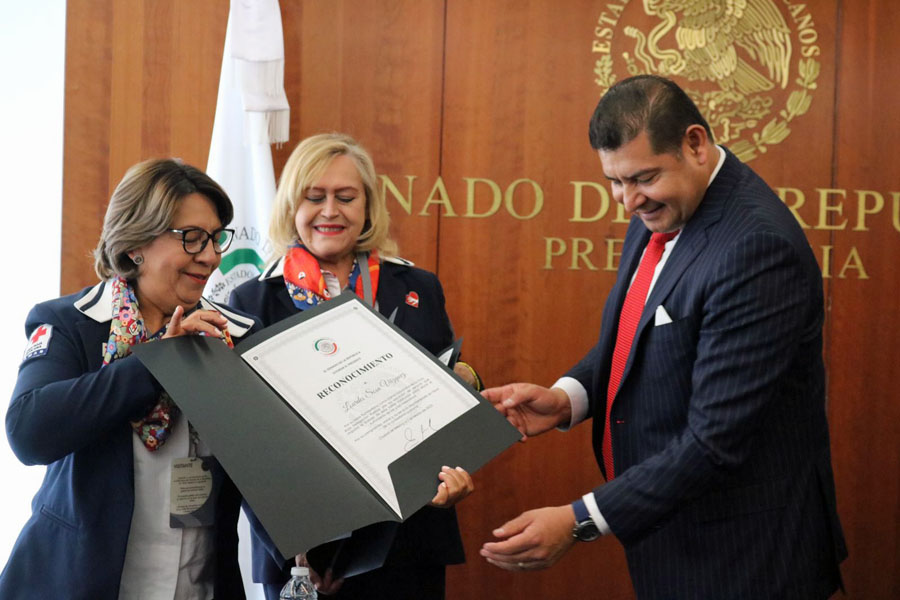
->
[567,149,847,598]
[228,258,465,585]
[1,282,259,599]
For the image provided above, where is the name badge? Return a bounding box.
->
[170,456,222,528]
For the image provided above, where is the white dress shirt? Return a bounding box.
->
[118,425,216,599]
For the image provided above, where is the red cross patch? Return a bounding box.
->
[405,292,419,308]
[23,324,53,361]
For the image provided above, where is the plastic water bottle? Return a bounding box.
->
[279,566,318,599]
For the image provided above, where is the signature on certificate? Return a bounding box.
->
[404,418,438,451]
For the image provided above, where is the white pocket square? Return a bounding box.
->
[654,305,673,326]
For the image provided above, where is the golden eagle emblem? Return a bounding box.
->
[593,0,822,161]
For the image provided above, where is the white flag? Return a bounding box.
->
[206,0,289,303]
[205,3,288,597]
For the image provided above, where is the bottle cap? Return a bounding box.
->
[291,566,310,577]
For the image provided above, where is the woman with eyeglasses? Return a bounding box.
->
[229,133,478,600]
[1,158,259,598]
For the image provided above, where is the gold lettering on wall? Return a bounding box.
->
[504,179,544,220]
[891,192,900,233]
[837,247,869,279]
[570,181,610,222]
[571,238,599,271]
[543,236,624,271]
[605,238,623,271]
[853,190,884,231]
[613,202,630,224]
[381,175,417,215]
[382,172,889,279]
[543,237,566,269]
[821,245,832,280]
[817,188,848,230]
[464,178,503,218]
[419,176,457,217]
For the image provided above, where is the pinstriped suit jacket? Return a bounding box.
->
[567,149,847,599]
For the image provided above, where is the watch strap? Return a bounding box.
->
[572,498,591,524]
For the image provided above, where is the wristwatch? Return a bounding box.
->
[571,499,601,542]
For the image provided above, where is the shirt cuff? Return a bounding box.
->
[552,377,588,431]
[582,492,612,536]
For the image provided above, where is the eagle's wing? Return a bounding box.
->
[675,1,739,83]
[674,0,791,92]
[732,0,792,89]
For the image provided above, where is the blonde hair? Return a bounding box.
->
[93,158,233,279]
[269,133,397,259]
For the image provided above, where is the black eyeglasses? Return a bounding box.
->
[167,228,235,255]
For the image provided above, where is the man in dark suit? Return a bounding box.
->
[480,75,847,598]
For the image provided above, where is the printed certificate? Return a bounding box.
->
[241,298,479,514]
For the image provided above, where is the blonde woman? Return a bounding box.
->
[229,133,476,599]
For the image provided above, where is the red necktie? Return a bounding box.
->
[603,230,679,479]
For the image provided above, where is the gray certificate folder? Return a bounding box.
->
[132,293,520,577]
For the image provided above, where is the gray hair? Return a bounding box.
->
[93,158,233,279]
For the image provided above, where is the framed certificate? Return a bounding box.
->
[134,292,520,568]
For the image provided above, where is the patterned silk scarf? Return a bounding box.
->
[101,276,234,451]
[283,244,380,310]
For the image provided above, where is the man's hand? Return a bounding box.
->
[481,383,572,440]
[480,505,577,571]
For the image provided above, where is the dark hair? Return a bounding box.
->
[588,75,713,154]
[94,158,233,279]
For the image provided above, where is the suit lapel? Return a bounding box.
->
[638,225,707,331]
[374,263,405,323]
[76,319,108,372]
[264,255,312,320]
[612,221,650,316]
[274,280,297,318]
[616,150,741,389]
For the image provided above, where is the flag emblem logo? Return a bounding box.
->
[314,338,338,356]
[405,292,419,308]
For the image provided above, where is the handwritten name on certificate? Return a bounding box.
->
[241,300,477,515]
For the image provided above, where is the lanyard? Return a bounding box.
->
[357,251,374,307]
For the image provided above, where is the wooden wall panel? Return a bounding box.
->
[59,0,900,598]
[274,0,445,272]
[439,1,632,597]
[829,1,900,597]
[62,0,114,293]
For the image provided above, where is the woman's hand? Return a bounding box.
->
[162,306,229,339]
[453,361,482,391]
[429,466,475,508]
[296,553,344,595]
